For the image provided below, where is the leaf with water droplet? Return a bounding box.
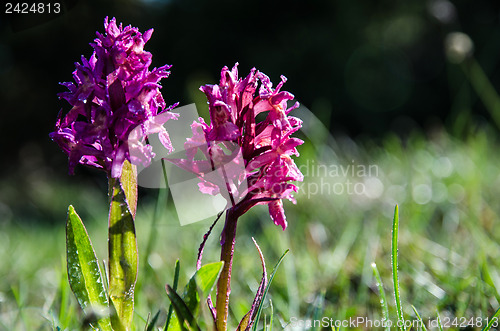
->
[66,205,112,331]
[108,166,138,331]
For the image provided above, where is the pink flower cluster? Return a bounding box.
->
[171,64,303,230]
[50,17,177,178]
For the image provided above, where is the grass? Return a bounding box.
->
[3,125,500,330]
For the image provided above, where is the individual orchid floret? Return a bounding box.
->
[50,17,178,178]
[169,63,303,230]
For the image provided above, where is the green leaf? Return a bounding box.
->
[183,261,223,317]
[193,262,224,299]
[391,205,405,331]
[252,249,289,331]
[165,260,181,331]
[371,262,390,331]
[166,285,201,331]
[411,305,427,331]
[166,262,223,331]
[146,310,161,331]
[435,312,443,331]
[108,166,139,331]
[66,205,112,331]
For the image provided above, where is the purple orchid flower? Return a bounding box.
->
[50,17,178,178]
[170,63,303,230]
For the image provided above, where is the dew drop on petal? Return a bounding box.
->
[128,99,144,113]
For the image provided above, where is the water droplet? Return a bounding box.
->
[128,99,144,113]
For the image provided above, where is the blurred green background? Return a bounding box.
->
[0,0,499,171]
[3,0,500,330]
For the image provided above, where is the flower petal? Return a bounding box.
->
[268,200,287,230]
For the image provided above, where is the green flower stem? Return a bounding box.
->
[107,161,138,331]
[216,208,238,331]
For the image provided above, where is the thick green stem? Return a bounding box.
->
[216,209,238,331]
[107,161,138,331]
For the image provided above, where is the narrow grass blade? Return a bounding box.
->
[411,305,427,331]
[165,259,181,331]
[251,249,289,331]
[268,300,273,331]
[166,262,223,331]
[238,238,267,331]
[391,205,405,330]
[482,306,500,331]
[310,291,325,331]
[108,165,139,331]
[371,263,390,331]
[435,312,443,331]
[66,205,112,331]
[166,285,201,331]
[145,310,161,331]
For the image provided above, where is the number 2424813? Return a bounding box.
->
[5,3,61,14]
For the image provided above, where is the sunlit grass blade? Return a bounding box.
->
[391,205,405,331]
[165,259,181,331]
[12,284,28,329]
[268,300,273,331]
[166,285,201,331]
[411,305,427,331]
[436,311,443,331]
[238,238,268,331]
[252,249,289,331]
[66,205,112,331]
[371,262,390,331]
[482,306,500,331]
